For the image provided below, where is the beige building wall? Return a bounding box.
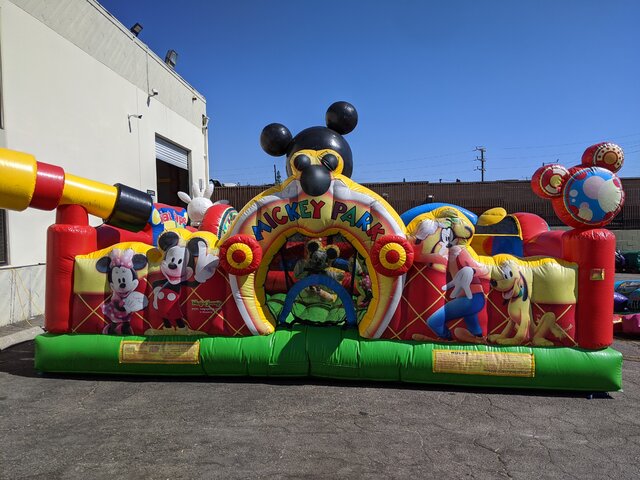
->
[0,0,209,325]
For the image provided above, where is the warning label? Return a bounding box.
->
[119,341,200,365]
[432,349,535,378]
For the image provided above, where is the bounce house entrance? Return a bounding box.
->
[264,233,372,328]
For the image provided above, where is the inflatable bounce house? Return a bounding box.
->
[613,280,640,335]
[0,102,626,391]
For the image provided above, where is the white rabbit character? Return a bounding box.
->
[178,181,217,228]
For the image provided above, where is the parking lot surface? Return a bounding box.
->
[1,336,639,479]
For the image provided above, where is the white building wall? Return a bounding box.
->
[0,0,209,325]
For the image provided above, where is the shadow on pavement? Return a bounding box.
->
[0,341,42,378]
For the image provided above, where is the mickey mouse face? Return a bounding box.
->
[306,240,340,271]
[260,102,358,196]
[156,231,202,285]
[161,244,193,285]
[531,142,625,228]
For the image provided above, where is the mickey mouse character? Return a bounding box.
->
[260,101,358,196]
[149,231,219,334]
[96,248,149,335]
[294,239,344,303]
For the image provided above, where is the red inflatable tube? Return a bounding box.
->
[511,212,549,245]
[30,162,65,210]
[562,228,615,349]
[96,224,153,250]
[524,230,564,258]
[45,205,97,333]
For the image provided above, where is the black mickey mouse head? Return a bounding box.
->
[260,102,358,196]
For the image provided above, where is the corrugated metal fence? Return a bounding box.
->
[211,177,640,229]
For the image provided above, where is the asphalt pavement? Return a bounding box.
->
[1,335,640,479]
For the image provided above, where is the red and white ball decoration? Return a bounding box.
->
[531,143,625,229]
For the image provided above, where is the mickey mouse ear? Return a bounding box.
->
[260,123,292,157]
[531,164,570,199]
[307,239,321,253]
[326,101,358,135]
[158,231,180,251]
[326,245,340,259]
[581,142,624,173]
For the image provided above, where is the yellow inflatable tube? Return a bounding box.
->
[0,148,152,231]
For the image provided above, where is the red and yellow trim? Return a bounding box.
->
[219,235,262,276]
[371,235,414,277]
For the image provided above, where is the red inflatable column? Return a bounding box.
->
[45,205,97,333]
[562,228,615,349]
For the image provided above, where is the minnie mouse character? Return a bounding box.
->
[149,231,219,334]
[96,248,149,335]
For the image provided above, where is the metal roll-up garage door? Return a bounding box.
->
[155,136,189,170]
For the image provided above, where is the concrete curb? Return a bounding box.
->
[0,327,44,351]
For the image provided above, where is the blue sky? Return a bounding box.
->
[101,0,640,185]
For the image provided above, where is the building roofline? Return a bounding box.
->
[90,0,206,103]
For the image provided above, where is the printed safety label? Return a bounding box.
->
[119,341,200,365]
[432,349,535,377]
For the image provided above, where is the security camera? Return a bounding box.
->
[137,114,143,119]
[150,89,159,96]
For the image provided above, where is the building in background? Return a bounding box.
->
[0,0,209,326]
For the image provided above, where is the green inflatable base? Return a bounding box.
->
[34,326,622,391]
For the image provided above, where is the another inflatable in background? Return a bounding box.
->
[0,103,625,391]
[613,280,640,335]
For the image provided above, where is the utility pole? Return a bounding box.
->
[474,146,486,182]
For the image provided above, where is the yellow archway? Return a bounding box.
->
[221,175,407,338]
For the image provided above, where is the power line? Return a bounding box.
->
[212,135,640,183]
[474,146,486,182]
[499,132,640,150]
